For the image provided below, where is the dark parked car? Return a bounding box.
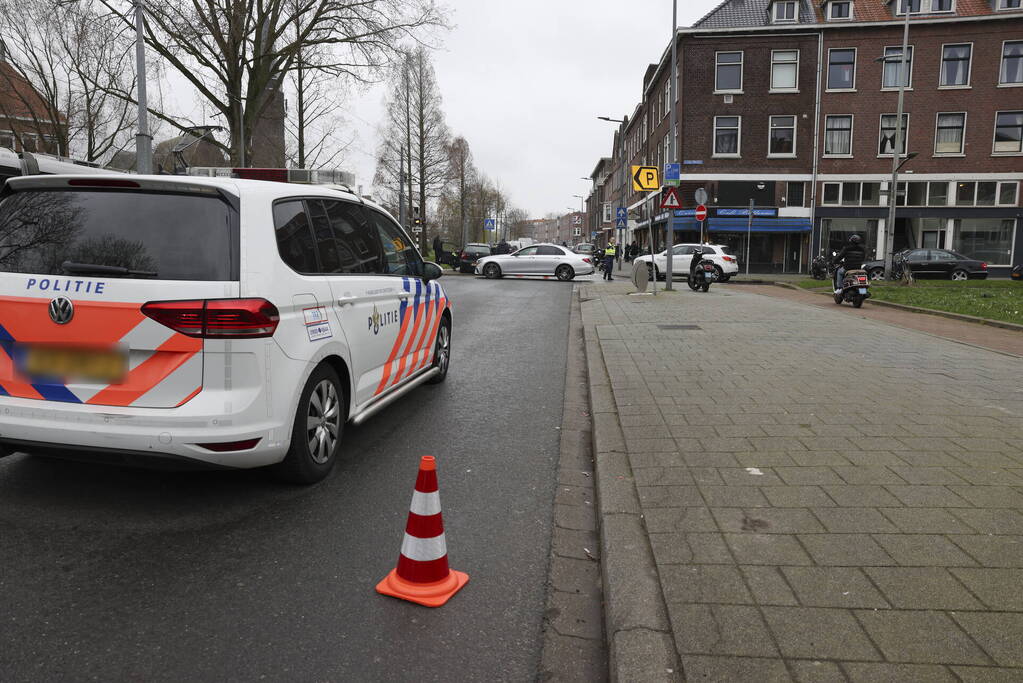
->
[433,241,460,269]
[457,243,493,273]
[863,249,988,281]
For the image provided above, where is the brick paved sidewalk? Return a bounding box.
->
[580,282,1023,682]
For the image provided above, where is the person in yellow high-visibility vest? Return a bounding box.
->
[602,238,617,281]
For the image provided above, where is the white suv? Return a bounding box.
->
[634,243,739,281]
[0,175,451,483]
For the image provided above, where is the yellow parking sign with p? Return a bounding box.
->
[631,165,660,192]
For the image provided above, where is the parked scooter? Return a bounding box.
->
[833,268,871,308]
[687,247,716,292]
[810,255,834,280]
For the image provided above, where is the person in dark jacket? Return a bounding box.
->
[495,238,511,254]
[433,235,443,262]
[832,234,866,292]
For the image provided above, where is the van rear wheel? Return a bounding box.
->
[276,365,344,484]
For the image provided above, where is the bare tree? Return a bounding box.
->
[96,0,446,165]
[444,136,474,246]
[0,0,135,162]
[409,46,449,252]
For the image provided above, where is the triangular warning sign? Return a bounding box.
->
[659,186,682,210]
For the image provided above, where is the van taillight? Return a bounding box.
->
[142,299,280,339]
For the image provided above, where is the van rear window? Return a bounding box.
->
[0,189,238,280]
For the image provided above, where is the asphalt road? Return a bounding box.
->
[0,274,576,682]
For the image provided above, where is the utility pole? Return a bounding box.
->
[398,146,407,229]
[884,5,912,279]
[664,0,678,290]
[133,0,153,174]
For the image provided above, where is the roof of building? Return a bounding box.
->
[0,62,62,124]
[693,0,1001,29]
[693,0,819,29]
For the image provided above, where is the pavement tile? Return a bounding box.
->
[761,424,816,437]
[622,425,671,440]
[840,662,957,682]
[712,508,826,535]
[637,485,704,508]
[618,413,668,427]
[898,437,966,452]
[697,437,753,452]
[798,534,895,566]
[629,452,685,468]
[952,438,1014,453]
[775,467,846,486]
[547,586,604,641]
[951,568,1023,611]
[811,508,900,534]
[762,606,881,660]
[780,567,890,608]
[661,564,752,605]
[643,507,719,533]
[650,532,733,565]
[854,610,991,665]
[885,485,973,507]
[949,470,1023,486]
[821,485,903,508]
[699,486,770,508]
[787,451,853,466]
[865,567,983,609]
[627,437,677,453]
[790,659,845,682]
[887,467,968,485]
[953,452,1023,468]
[685,413,735,426]
[715,424,768,439]
[950,536,1023,568]
[633,467,694,487]
[832,467,907,486]
[749,437,809,452]
[681,452,742,468]
[951,666,1023,682]
[948,486,1023,508]
[724,533,813,565]
[950,509,1023,535]
[872,534,979,566]
[896,451,967,468]
[763,486,836,508]
[718,467,786,487]
[951,612,1023,667]
[800,437,857,452]
[668,603,778,657]
[880,507,979,534]
[553,504,596,531]
[741,566,799,605]
[688,468,727,485]
[734,452,800,467]
[679,655,791,682]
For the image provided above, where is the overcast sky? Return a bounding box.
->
[341,0,721,218]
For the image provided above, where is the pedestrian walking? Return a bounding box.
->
[433,235,443,263]
[602,239,617,281]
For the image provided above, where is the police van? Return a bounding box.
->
[0,175,451,483]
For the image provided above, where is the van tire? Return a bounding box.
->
[276,365,344,484]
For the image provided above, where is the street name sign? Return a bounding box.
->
[631,165,659,192]
[659,186,683,210]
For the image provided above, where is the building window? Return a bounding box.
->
[953,181,1018,206]
[772,1,797,23]
[771,50,799,91]
[663,133,670,164]
[1002,41,1023,85]
[935,113,966,154]
[663,81,670,119]
[822,218,879,259]
[821,182,881,206]
[952,218,1015,265]
[929,181,949,205]
[998,0,1022,9]
[0,130,14,149]
[602,203,612,223]
[824,115,853,155]
[715,52,743,92]
[879,114,909,156]
[897,0,954,13]
[940,44,972,87]
[827,48,856,90]
[1000,182,1019,205]
[769,116,796,157]
[828,1,852,20]
[713,116,741,156]
[882,46,913,88]
[932,0,953,10]
[786,181,805,207]
[994,111,1023,153]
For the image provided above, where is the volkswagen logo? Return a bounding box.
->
[48,297,74,325]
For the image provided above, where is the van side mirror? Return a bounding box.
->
[423,261,443,281]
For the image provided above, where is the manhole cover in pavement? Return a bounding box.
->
[657,324,701,330]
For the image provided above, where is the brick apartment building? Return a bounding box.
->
[0,63,64,155]
[584,0,1023,275]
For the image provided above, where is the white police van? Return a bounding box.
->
[0,175,451,483]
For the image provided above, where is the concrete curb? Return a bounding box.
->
[773,282,1023,332]
[578,289,682,683]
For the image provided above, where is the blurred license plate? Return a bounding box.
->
[858,287,867,294]
[21,346,127,383]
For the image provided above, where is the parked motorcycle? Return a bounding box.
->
[687,247,716,292]
[810,255,834,280]
[833,268,871,308]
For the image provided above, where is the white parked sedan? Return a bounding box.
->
[633,243,739,281]
[475,243,595,281]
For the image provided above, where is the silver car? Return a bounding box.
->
[475,243,595,281]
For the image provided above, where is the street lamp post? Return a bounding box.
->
[665,0,678,290]
[880,3,913,279]
[134,0,153,174]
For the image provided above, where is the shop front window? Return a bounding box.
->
[821,218,878,259]
[952,218,1015,265]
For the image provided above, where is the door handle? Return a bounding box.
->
[336,292,408,307]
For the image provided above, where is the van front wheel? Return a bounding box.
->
[276,365,344,484]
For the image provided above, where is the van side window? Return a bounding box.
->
[273,200,318,274]
[368,209,424,277]
[324,200,383,274]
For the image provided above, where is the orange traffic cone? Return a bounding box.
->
[376,456,469,607]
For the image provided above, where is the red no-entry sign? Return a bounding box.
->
[695,204,708,221]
